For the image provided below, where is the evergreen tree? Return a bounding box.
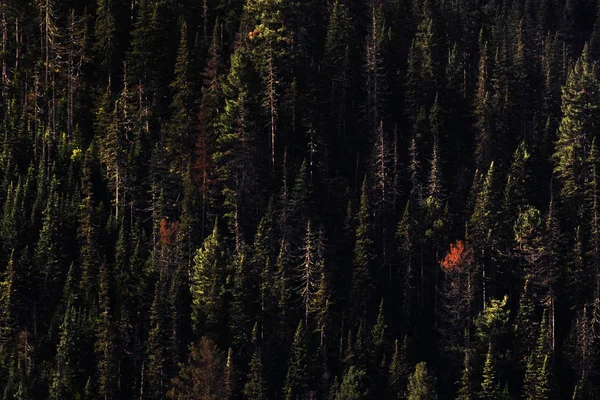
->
[387,337,410,400]
[244,348,267,400]
[96,262,117,400]
[352,178,374,319]
[190,220,228,336]
[167,21,196,171]
[456,351,473,400]
[479,343,500,400]
[324,0,354,145]
[0,252,16,346]
[522,311,556,400]
[407,362,437,400]
[168,337,228,400]
[283,321,309,400]
[332,366,366,400]
[553,45,600,218]
[94,0,118,86]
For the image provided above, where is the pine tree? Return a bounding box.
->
[96,262,117,400]
[190,220,228,335]
[215,45,262,233]
[324,0,354,143]
[167,21,196,171]
[147,277,167,399]
[514,279,539,369]
[370,299,386,367]
[35,176,66,327]
[252,200,277,338]
[50,296,80,399]
[469,161,496,308]
[456,350,473,400]
[0,252,16,346]
[243,0,298,172]
[79,149,101,306]
[397,200,418,325]
[244,348,267,400]
[407,362,437,400]
[365,2,387,134]
[299,219,319,326]
[522,311,555,400]
[387,337,410,400]
[283,321,309,400]
[168,337,228,400]
[352,178,374,319]
[94,0,118,86]
[475,296,509,347]
[332,366,366,400]
[479,343,500,400]
[474,40,493,171]
[311,227,330,347]
[553,45,600,216]
[230,246,254,350]
[406,0,441,126]
[567,306,597,399]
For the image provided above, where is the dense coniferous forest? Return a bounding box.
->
[2,0,600,398]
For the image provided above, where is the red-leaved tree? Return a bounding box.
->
[440,240,474,352]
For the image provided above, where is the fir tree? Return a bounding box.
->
[352,177,374,319]
[553,45,600,216]
[244,348,267,400]
[283,321,309,400]
[456,350,473,400]
[387,337,410,400]
[190,220,228,335]
[332,366,366,400]
[479,343,500,400]
[407,362,437,400]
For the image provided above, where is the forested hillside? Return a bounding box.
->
[1,0,600,398]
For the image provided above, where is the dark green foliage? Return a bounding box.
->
[244,349,267,400]
[554,45,600,213]
[352,178,374,319]
[1,1,600,398]
[190,220,228,336]
[283,321,309,400]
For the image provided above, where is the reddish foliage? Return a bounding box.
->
[440,240,473,273]
[160,219,179,247]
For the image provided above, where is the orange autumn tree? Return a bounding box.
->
[160,219,180,247]
[440,240,473,273]
[439,240,474,351]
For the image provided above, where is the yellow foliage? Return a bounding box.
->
[71,148,82,162]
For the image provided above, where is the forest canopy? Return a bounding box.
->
[1,0,600,398]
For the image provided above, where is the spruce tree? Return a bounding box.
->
[0,252,16,346]
[479,343,500,400]
[190,220,228,335]
[167,21,196,171]
[407,362,437,400]
[168,337,228,400]
[352,178,374,319]
[324,0,354,143]
[456,350,473,400]
[244,348,267,400]
[333,366,366,400]
[283,321,309,400]
[94,0,118,86]
[387,337,410,400]
[553,45,600,216]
